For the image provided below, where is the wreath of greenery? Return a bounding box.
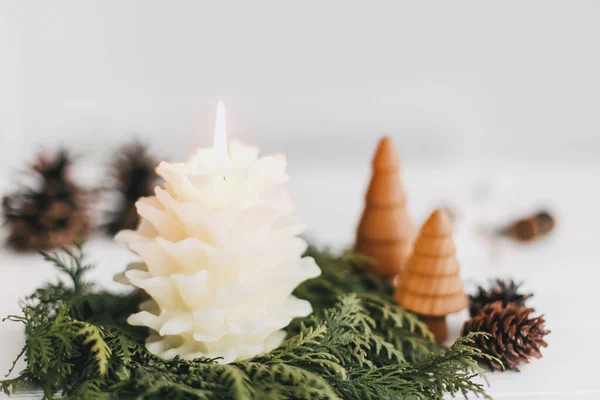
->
[1,245,495,399]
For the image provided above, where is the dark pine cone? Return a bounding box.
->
[2,150,90,250]
[469,279,533,317]
[462,301,550,370]
[106,141,158,234]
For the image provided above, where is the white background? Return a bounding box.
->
[1,1,600,399]
[2,1,600,171]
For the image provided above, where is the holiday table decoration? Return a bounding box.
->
[114,102,321,363]
[0,245,494,399]
[462,301,550,370]
[2,150,90,251]
[394,209,468,341]
[105,140,159,234]
[0,106,503,399]
[469,279,533,317]
[355,136,415,277]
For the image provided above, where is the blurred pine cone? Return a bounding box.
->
[499,210,556,242]
[461,301,550,370]
[2,150,90,250]
[469,279,533,317]
[106,141,158,234]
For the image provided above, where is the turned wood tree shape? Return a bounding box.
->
[394,209,467,341]
[355,136,415,277]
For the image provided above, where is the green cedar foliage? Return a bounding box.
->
[1,245,495,399]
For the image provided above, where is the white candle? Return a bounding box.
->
[115,102,320,363]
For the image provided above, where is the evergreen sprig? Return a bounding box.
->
[1,246,493,399]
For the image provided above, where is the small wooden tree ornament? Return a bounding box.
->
[394,209,468,341]
[355,136,415,277]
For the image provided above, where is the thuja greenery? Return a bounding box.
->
[1,245,495,399]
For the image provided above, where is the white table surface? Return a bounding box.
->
[1,162,598,399]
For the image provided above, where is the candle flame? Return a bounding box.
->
[213,100,229,166]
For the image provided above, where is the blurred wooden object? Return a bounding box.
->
[355,136,415,277]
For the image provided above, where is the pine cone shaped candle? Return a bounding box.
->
[469,279,533,317]
[461,302,550,370]
[106,141,159,234]
[115,111,321,363]
[2,150,90,250]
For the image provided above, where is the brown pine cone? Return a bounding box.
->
[500,210,556,242]
[461,301,550,370]
[106,141,159,234]
[469,279,533,317]
[2,150,90,250]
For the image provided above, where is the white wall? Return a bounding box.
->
[1,0,600,178]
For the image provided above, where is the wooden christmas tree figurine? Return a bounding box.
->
[355,136,415,277]
[394,209,468,341]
